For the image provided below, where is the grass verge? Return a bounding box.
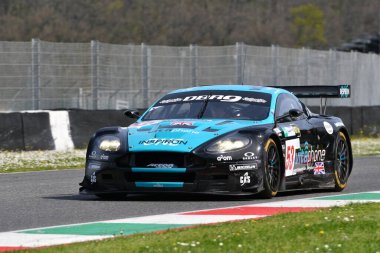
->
[19,202,380,253]
[0,150,85,173]
[351,137,380,157]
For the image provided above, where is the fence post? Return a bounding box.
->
[141,43,149,108]
[236,42,244,84]
[271,45,279,86]
[190,44,198,86]
[351,51,358,106]
[91,40,99,110]
[31,38,40,110]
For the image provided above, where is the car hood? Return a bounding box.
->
[127,119,260,152]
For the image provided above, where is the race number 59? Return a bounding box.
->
[285,145,295,171]
[285,138,300,176]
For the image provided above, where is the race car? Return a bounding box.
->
[79,84,353,199]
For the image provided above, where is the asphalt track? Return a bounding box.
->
[0,156,379,233]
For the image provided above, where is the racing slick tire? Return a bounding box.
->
[333,132,351,192]
[95,193,127,200]
[259,138,281,198]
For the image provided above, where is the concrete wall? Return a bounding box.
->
[0,112,55,150]
[0,108,378,151]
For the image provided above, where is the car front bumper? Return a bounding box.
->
[79,151,264,195]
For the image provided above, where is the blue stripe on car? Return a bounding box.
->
[135,182,184,188]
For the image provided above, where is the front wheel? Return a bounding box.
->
[259,138,281,198]
[334,132,351,191]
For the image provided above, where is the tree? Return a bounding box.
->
[290,4,327,48]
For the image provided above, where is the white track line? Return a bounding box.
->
[106,214,264,224]
[0,233,108,247]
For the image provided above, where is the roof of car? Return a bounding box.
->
[169,84,290,95]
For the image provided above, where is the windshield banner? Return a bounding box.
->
[158,91,271,105]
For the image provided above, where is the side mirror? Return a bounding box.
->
[275,109,304,122]
[124,110,140,119]
[289,109,304,119]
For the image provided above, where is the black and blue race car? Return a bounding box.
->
[79,84,353,199]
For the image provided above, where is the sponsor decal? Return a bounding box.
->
[240,172,251,186]
[294,141,326,165]
[323,121,334,134]
[293,166,307,175]
[335,122,345,127]
[230,164,257,171]
[139,138,188,146]
[88,152,112,161]
[88,163,101,170]
[147,164,175,168]
[159,95,267,104]
[100,154,109,160]
[339,85,350,98]
[171,121,193,126]
[313,162,325,175]
[242,152,258,160]
[286,141,326,176]
[89,151,97,159]
[90,172,96,184]
[293,125,301,136]
[285,138,301,176]
[160,98,183,104]
[282,125,300,138]
[171,129,200,134]
[217,155,233,162]
[241,97,267,103]
[130,120,161,129]
[282,126,296,137]
[273,127,282,136]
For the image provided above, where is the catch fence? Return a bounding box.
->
[0,39,379,111]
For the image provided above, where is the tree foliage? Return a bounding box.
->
[291,4,327,48]
[0,0,378,49]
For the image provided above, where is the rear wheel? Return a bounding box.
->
[259,138,281,198]
[334,132,351,191]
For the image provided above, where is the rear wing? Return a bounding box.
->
[271,85,351,114]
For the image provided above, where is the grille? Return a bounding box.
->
[132,152,186,167]
[116,152,207,168]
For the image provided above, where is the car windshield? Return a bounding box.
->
[142,90,272,121]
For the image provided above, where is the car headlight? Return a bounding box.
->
[206,135,250,153]
[98,138,121,152]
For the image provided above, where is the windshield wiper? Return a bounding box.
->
[197,93,211,118]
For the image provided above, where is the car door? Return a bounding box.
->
[275,93,316,181]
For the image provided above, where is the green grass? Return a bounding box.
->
[18,203,380,253]
[0,137,379,173]
[0,149,85,173]
[351,137,380,157]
